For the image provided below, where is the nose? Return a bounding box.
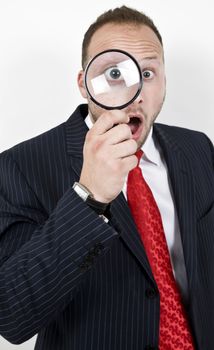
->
[125,90,144,113]
[134,90,144,104]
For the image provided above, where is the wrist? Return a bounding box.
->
[72,182,110,215]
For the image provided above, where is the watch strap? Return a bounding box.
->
[73,182,110,215]
[86,195,109,215]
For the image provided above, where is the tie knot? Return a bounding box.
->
[135,149,143,166]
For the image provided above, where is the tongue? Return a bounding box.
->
[128,123,139,134]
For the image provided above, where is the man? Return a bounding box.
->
[0,6,213,350]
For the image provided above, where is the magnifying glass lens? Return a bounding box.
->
[85,50,142,110]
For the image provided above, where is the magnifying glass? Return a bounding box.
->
[84,49,143,110]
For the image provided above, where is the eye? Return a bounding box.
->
[104,66,123,81]
[143,70,154,79]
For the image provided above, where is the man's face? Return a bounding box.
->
[78,23,166,148]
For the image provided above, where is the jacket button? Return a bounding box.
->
[84,254,94,265]
[79,263,87,272]
[94,242,104,254]
[145,288,157,299]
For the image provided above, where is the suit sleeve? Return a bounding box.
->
[0,150,118,344]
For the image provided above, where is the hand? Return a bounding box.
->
[79,110,138,203]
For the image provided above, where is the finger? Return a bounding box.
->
[90,110,130,136]
[120,154,138,173]
[110,139,138,158]
[104,123,132,144]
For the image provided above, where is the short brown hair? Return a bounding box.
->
[82,6,163,69]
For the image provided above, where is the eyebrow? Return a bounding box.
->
[138,57,161,66]
[140,56,160,61]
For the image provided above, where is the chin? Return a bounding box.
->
[136,129,150,148]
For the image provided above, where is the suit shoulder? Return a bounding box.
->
[0,121,66,165]
[155,122,207,137]
[154,123,213,170]
[155,123,213,149]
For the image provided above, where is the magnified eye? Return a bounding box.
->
[105,66,122,81]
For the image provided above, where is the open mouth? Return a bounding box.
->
[127,116,143,139]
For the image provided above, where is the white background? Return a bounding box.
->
[0,0,213,349]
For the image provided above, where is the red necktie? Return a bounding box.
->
[127,149,194,349]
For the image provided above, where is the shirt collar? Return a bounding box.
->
[85,114,93,129]
[141,127,160,166]
[85,114,160,167]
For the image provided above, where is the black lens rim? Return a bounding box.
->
[84,49,143,110]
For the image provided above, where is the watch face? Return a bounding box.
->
[73,182,89,201]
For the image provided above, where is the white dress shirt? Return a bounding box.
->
[85,114,189,303]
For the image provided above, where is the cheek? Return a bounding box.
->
[159,78,166,99]
[88,99,105,122]
[144,79,165,106]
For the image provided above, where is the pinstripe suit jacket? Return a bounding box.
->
[0,104,213,350]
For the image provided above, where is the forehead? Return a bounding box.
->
[87,23,163,62]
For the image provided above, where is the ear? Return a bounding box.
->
[77,70,87,99]
[164,74,167,89]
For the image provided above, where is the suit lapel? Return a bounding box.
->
[110,192,157,284]
[154,124,197,290]
[65,104,88,177]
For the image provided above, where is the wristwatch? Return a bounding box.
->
[73,182,94,202]
[72,182,109,220]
